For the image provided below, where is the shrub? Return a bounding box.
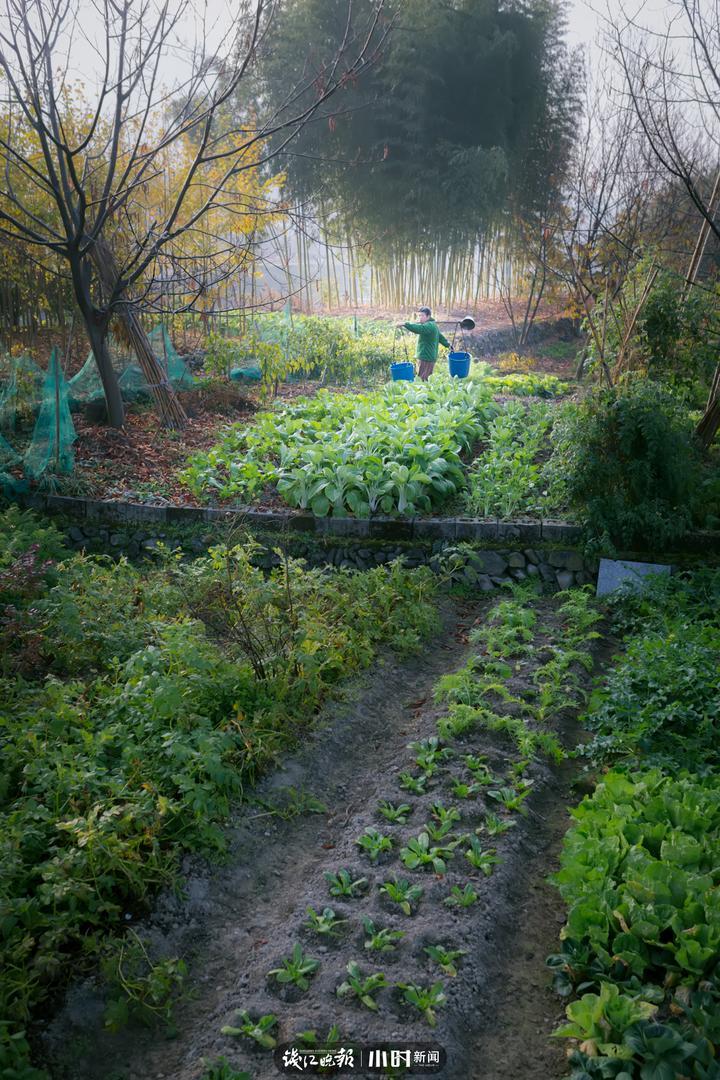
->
[642,270,718,393]
[0,505,67,566]
[549,380,702,548]
[587,261,719,399]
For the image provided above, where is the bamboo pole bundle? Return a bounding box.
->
[91,238,186,428]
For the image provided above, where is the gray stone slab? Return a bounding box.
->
[324,517,370,538]
[596,558,671,597]
[541,521,584,543]
[496,521,542,542]
[414,518,455,541]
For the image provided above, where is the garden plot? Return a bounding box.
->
[181,375,570,520]
[181,379,499,516]
[44,586,607,1080]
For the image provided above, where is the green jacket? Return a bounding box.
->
[403,319,451,362]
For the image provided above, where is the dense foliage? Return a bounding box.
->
[258,0,580,255]
[182,379,498,515]
[0,509,438,1072]
[204,316,398,389]
[463,401,553,518]
[550,570,720,1080]
[587,262,720,398]
[549,380,705,548]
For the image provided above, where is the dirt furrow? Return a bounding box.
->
[43,594,600,1080]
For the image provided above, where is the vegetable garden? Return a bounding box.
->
[3,0,720,1077]
[2,497,720,1080]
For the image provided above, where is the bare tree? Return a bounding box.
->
[607,0,720,443]
[0,0,387,426]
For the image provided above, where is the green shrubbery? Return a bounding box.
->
[549,380,703,548]
[579,623,720,771]
[463,401,553,518]
[587,261,719,399]
[202,315,397,391]
[0,510,438,1072]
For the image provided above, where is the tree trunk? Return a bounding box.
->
[82,313,126,427]
[696,393,720,446]
[90,238,187,429]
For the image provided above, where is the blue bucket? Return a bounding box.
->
[391,361,415,382]
[448,351,471,378]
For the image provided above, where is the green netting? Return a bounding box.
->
[0,355,44,431]
[0,324,190,493]
[0,348,76,494]
[68,324,194,403]
[24,347,77,479]
[229,364,262,382]
[0,430,21,468]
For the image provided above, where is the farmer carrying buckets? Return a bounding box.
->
[396,309,477,381]
[397,307,451,382]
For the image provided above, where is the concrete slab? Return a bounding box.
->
[596,558,671,597]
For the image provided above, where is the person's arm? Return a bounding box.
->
[438,331,451,349]
[402,321,424,334]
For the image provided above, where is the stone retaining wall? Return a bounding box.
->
[10,492,720,589]
[12,491,585,543]
[59,517,595,591]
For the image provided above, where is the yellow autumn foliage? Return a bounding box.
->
[0,80,284,323]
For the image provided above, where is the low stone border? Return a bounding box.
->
[58,521,595,592]
[12,491,720,554]
[13,491,584,543]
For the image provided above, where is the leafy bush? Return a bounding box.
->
[0,508,68,676]
[182,379,497,515]
[0,505,68,566]
[641,270,719,394]
[606,566,720,639]
[206,315,397,388]
[579,622,720,772]
[203,330,293,395]
[577,567,720,773]
[495,351,538,373]
[549,381,702,548]
[203,332,249,380]
[586,260,719,398]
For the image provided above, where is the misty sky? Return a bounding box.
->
[566,0,688,55]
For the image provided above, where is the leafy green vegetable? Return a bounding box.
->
[336,962,388,1011]
[424,945,466,977]
[396,981,447,1027]
[362,918,405,954]
[325,869,369,898]
[267,944,320,991]
[399,832,458,874]
[221,1010,279,1048]
[379,877,424,915]
[182,379,497,516]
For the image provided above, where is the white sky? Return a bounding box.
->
[46,0,694,100]
[566,0,690,58]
